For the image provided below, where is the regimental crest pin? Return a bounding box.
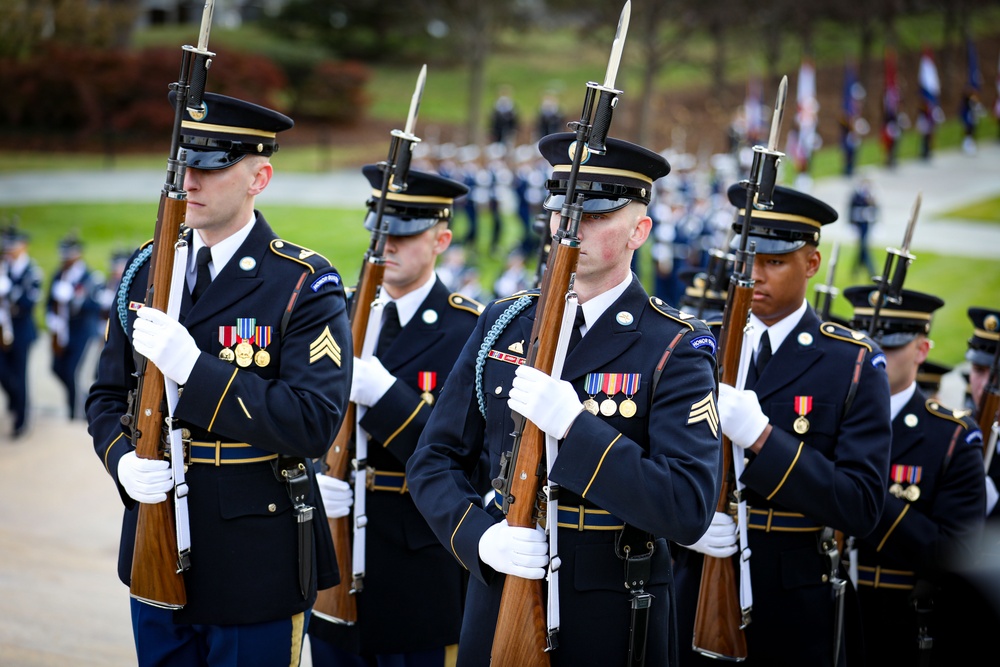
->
[508,340,525,354]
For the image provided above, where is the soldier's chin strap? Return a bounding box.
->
[541,293,579,651]
[165,240,192,571]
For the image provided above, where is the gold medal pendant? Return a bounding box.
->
[600,398,617,417]
[583,398,600,415]
[421,391,435,405]
[235,341,254,367]
[219,348,235,362]
[889,483,904,498]
[619,398,637,418]
[254,349,270,367]
[793,415,810,434]
[904,485,921,501]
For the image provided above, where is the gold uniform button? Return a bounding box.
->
[268,503,277,513]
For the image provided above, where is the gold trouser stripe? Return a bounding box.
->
[289,611,305,667]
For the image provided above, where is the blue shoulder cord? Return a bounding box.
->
[116,245,154,334]
[474,295,534,419]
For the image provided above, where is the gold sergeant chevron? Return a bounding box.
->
[309,326,342,366]
[687,393,720,438]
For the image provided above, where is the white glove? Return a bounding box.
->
[52,280,74,303]
[132,306,201,385]
[507,365,584,439]
[478,519,549,580]
[45,311,66,337]
[0,274,11,297]
[317,474,354,519]
[350,355,395,407]
[718,383,769,449]
[118,451,173,504]
[680,511,738,558]
[987,476,999,516]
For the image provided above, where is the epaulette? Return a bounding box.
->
[496,289,539,304]
[649,296,697,331]
[269,239,332,274]
[449,293,484,315]
[820,320,873,352]
[925,399,976,428]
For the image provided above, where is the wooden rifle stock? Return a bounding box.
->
[491,236,579,667]
[691,275,751,660]
[980,349,1000,461]
[129,193,187,609]
[313,259,384,624]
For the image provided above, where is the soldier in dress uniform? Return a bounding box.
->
[968,307,1000,520]
[675,185,892,667]
[47,232,103,419]
[308,167,484,667]
[916,359,952,399]
[844,286,985,664]
[406,132,722,666]
[0,226,43,439]
[85,92,352,666]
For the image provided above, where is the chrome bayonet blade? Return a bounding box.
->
[403,64,427,137]
[901,192,921,253]
[602,1,631,90]
[196,0,216,53]
[766,75,788,152]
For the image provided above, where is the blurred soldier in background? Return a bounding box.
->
[0,225,42,439]
[47,232,103,419]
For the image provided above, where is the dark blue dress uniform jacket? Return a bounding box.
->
[310,277,482,654]
[676,308,891,667]
[85,213,352,626]
[406,276,722,667]
[856,390,984,663]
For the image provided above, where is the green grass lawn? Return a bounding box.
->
[942,196,1000,224]
[8,200,996,368]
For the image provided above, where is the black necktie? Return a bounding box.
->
[756,330,772,376]
[191,246,212,304]
[568,306,586,352]
[376,301,401,358]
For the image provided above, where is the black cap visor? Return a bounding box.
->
[363,209,448,237]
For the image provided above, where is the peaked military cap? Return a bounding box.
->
[728,184,838,255]
[917,358,952,395]
[169,91,294,170]
[679,267,729,313]
[1,226,29,247]
[844,285,943,348]
[967,307,1000,367]
[58,233,83,259]
[539,132,670,213]
[362,166,469,237]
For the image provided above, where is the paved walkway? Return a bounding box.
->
[0,143,997,665]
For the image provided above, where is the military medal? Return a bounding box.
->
[235,318,256,368]
[793,395,813,434]
[418,371,437,404]
[583,373,601,415]
[619,373,640,419]
[218,325,237,362]
[254,325,272,367]
[600,373,623,417]
[890,464,922,502]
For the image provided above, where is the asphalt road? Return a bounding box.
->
[0,142,997,665]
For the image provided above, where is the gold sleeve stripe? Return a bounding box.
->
[451,503,474,570]
[208,368,239,432]
[290,611,306,667]
[583,433,622,498]
[103,432,125,473]
[876,504,910,552]
[382,400,426,447]
[766,441,804,501]
[237,396,252,420]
